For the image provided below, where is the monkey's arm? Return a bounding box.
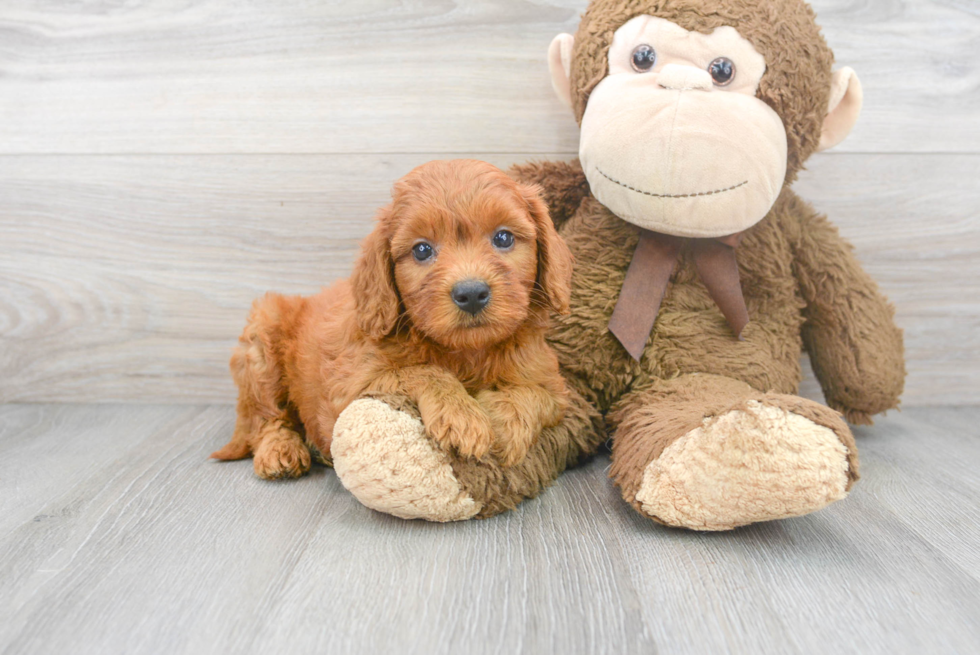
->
[788,193,905,424]
[509,159,590,230]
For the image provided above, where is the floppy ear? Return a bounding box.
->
[521,183,574,315]
[350,206,400,338]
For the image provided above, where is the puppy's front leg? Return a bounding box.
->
[476,385,568,467]
[370,366,495,461]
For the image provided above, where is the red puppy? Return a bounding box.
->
[212,159,574,477]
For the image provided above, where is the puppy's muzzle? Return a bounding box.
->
[451,279,491,315]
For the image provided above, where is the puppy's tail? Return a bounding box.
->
[210,437,251,461]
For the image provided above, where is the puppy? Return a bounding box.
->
[212,159,574,478]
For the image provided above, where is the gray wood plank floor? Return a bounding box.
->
[1,404,978,654]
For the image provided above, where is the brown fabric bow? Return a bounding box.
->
[608,229,749,361]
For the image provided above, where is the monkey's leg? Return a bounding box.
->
[330,380,605,521]
[608,374,859,531]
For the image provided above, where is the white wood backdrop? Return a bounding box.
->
[1,0,977,405]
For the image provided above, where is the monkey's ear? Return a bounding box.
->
[548,33,575,110]
[521,183,574,315]
[817,67,863,152]
[350,206,400,339]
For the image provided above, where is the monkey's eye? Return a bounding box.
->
[412,241,434,262]
[630,44,657,73]
[491,230,515,250]
[708,57,736,86]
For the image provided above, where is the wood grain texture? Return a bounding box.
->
[0,0,977,154]
[0,403,978,654]
[0,403,202,535]
[2,4,975,650]
[1,153,976,405]
[796,153,980,407]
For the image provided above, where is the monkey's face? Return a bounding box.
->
[573,17,788,238]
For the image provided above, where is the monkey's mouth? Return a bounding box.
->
[596,168,748,199]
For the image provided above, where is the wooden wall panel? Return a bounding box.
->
[1,153,976,404]
[0,0,977,154]
[0,0,977,405]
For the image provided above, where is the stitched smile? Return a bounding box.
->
[597,168,748,199]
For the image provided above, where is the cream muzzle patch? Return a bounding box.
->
[578,16,787,238]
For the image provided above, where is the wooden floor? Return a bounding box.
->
[0,404,977,654]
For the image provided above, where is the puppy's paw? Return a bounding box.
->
[476,390,538,467]
[252,421,311,479]
[421,395,495,461]
[490,427,536,468]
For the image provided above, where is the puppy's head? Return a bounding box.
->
[351,159,573,350]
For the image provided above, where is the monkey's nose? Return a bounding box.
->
[657,64,712,91]
[451,280,491,315]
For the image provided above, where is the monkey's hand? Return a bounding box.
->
[509,159,590,231]
[789,193,906,424]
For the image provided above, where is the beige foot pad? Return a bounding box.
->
[636,400,850,531]
[331,398,482,522]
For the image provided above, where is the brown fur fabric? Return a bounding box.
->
[216,0,905,528]
[523,163,904,385]
[505,160,903,524]
[522,182,905,418]
[568,0,835,183]
[500,0,908,528]
[213,160,577,477]
[507,159,591,230]
[449,376,605,518]
[787,192,907,424]
[607,373,859,518]
[500,0,904,528]
[314,0,903,527]
[335,0,900,526]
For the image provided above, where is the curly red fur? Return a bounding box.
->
[212,160,574,477]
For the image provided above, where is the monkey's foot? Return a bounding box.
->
[635,400,853,531]
[331,398,482,521]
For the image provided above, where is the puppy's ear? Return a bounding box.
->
[351,206,400,338]
[521,183,574,315]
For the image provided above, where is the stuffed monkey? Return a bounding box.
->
[330,0,905,530]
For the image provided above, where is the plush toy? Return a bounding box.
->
[331,0,905,530]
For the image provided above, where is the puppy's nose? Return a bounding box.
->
[451,280,491,315]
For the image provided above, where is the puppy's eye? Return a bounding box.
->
[491,230,515,250]
[412,242,434,262]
